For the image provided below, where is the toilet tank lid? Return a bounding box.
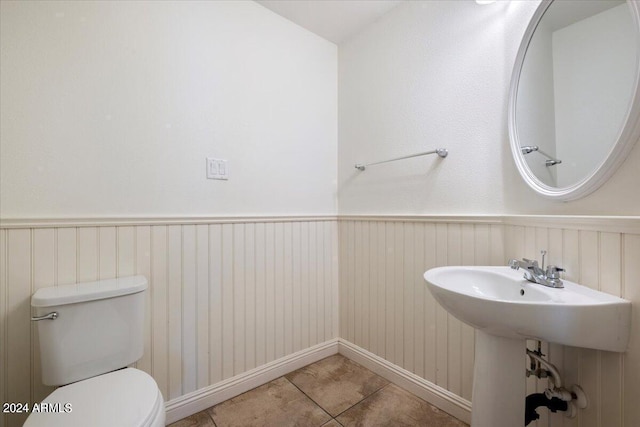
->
[31,275,148,308]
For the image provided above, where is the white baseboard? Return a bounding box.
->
[164,339,339,425]
[337,338,472,425]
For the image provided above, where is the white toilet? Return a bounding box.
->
[24,275,165,427]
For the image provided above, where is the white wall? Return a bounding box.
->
[338,0,640,215]
[0,0,337,218]
[338,0,509,215]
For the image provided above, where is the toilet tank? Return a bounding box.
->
[31,276,148,386]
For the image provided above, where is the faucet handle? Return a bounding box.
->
[545,265,564,279]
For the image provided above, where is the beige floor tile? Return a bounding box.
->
[208,377,331,427]
[285,354,389,417]
[321,420,343,427]
[168,410,216,427]
[336,384,468,427]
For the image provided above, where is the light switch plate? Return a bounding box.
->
[206,158,229,180]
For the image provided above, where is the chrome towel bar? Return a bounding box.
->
[355,148,448,171]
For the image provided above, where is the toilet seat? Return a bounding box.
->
[24,368,165,427]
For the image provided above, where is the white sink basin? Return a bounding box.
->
[424,266,631,352]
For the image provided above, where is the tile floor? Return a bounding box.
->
[169,354,468,427]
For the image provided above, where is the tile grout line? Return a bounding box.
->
[283,355,392,423]
[283,354,391,422]
[282,375,334,423]
[330,382,392,421]
[206,408,217,427]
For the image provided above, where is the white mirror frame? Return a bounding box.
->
[508,0,640,201]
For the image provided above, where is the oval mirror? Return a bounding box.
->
[509,0,640,200]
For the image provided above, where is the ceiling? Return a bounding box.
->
[256,0,404,44]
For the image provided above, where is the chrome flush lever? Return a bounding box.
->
[31,312,58,321]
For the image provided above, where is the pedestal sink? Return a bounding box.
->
[423,266,631,427]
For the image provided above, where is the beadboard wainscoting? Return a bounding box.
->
[338,216,640,427]
[2,215,639,427]
[0,217,339,427]
[337,216,505,425]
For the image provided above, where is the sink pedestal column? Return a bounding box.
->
[472,330,526,426]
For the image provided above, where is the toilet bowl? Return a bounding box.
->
[26,276,165,427]
[24,368,165,427]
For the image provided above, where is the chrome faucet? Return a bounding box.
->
[508,250,564,288]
